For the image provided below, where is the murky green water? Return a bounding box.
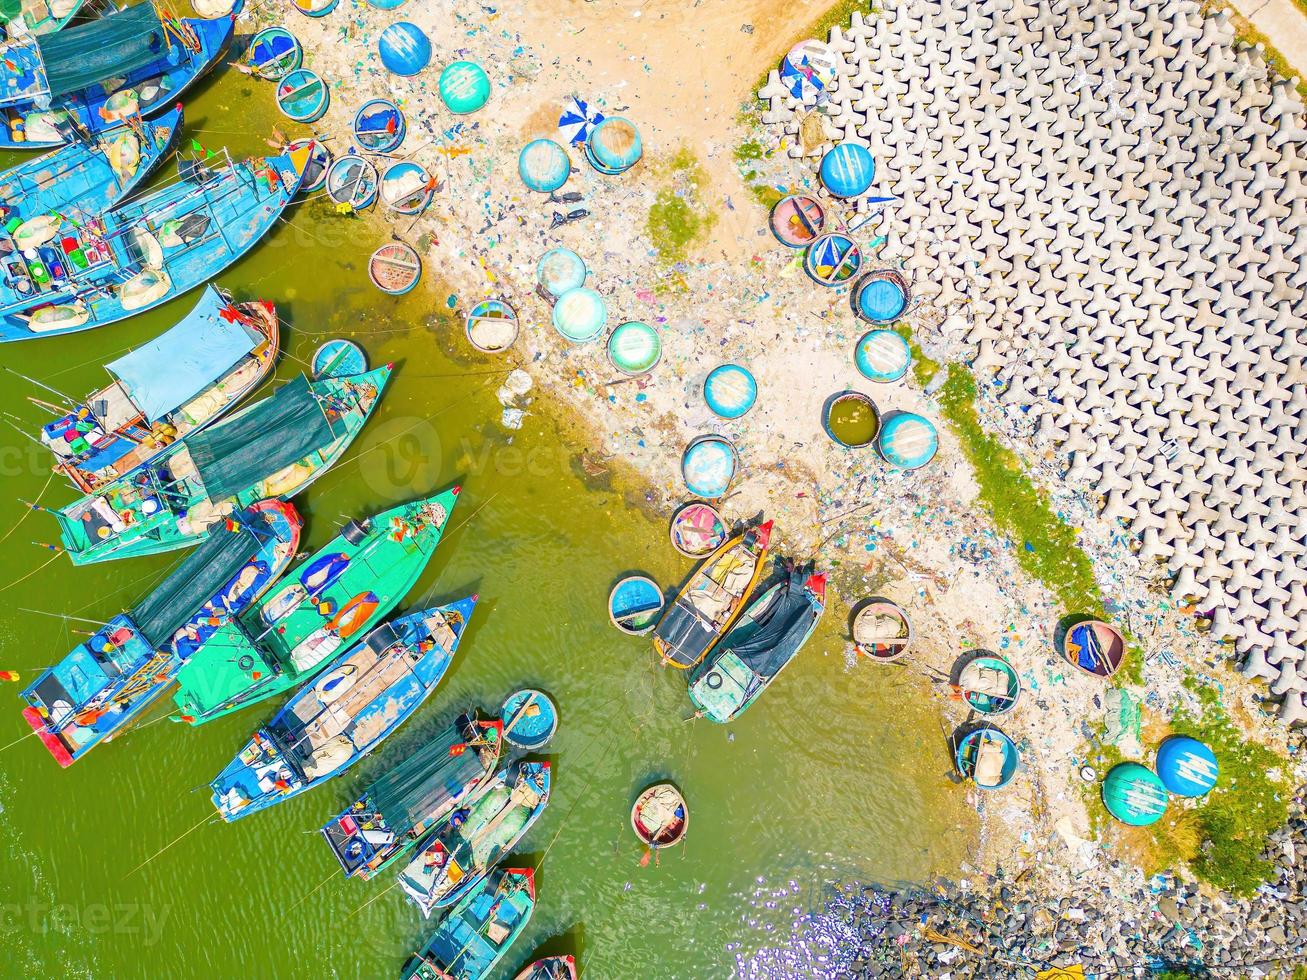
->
[0,61,967,979]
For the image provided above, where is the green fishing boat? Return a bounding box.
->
[52,368,391,565]
[171,488,459,725]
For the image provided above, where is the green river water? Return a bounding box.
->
[0,62,967,979]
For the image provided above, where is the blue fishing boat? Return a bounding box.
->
[398,760,550,917]
[210,596,478,821]
[51,366,391,564]
[36,285,280,493]
[688,567,827,723]
[0,146,310,341]
[352,98,404,153]
[0,106,182,229]
[19,500,301,767]
[0,0,87,37]
[401,868,537,980]
[0,3,237,149]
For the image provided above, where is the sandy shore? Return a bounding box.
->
[251,0,1302,899]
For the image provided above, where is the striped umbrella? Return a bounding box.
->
[558,97,605,146]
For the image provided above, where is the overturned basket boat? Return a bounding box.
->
[852,599,912,662]
[631,783,687,848]
[368,242,422,295]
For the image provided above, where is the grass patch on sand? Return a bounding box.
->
[1087,687,1290,896]
[645,147,716,267]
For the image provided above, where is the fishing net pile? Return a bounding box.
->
[759,0,1306,718]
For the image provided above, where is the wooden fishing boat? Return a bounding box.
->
[398,760,551,917]
[500,689,557,749]
[688,568,826,723]
[956,654,1020,716]
[0,105,181,228]
[172,488,459,725]
[353,98,405,153]
[0,0,87,37]
[1060,619,1127,679]
[312,338,366,378]
[276,67,328,123]
[19,500,300,767]
[851,599,912,662]
[608,575,663,636]
[243,26,301,80]
[631,783,687,849]
[0,3,236,149]
[288,137,331,193]
[669,501,726,557]
[401,868,536,980]
[380,160,435,214]
[368,242,422,295]
[0,146,310,341]
[514,956,578,980]
[325,154,378,209]
[52,366,390,564]
[652,520,773,669]
[955,727,1019,790]
[320,710,504,880]
[35,285,279,493]
[210,596,477,821]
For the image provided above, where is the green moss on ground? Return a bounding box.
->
[645,148,717,266]
[1201,0,1307,99]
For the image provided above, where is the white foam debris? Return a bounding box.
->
[760,0,1307,717]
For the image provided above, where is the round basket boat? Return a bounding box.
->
[292,0,340,16]
[703,364,757,420]
[681,435,737,499]
[1058,619,1127,679]
[851,600,912,662]
[1155,736,1219,798]
[608,575,664,635]
[669,502,727,558]
[606,321,662,375]
[379,21,432,76]
[353,98,405,154]
[312,339,367,379]
[1102,762,1168,826]
[192,0,240,16]
[955,727,1019,791]
[631,783,687,848]
[854,328,911,383]
[519,138,571,193]
[585,116,642,175]
[500,689,558,750]
[804,233,862,286]
[466,300,519,353]
[537,247,587,299]
[380,161,434,214]
[958,654,1021,717]
[852,270,910,323]
[246,27,302,80]
[876,412,938,470]
[820,142,875,198]
[276,68,329,123]
[368,242,422,295]
[439,60,490,112]
[325,155,378,209]
[552,287,607,344]
[768,194,825,247]
[287,138,331,194]
[822,391,879,449]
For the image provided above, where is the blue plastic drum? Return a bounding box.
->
[537,248,586,298]
[1155,736,1218,798]
[518,138,571,193]
[820,142,875,198]
[877,413,939,470]
[681,436,737,498]
[378,22,432,76]
[552,287,607,343]
[854,329,911,383]
[703,364,757,420]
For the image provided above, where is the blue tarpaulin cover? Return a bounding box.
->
[105,286,260,423]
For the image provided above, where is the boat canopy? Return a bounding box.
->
[41,4,166,101]
[105,287,261,423]
[128,508,269,648]
[368,717,490,830]
[724,568,818,680]
[188,375,334,500]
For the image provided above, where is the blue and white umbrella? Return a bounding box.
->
[558,97,605,146]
